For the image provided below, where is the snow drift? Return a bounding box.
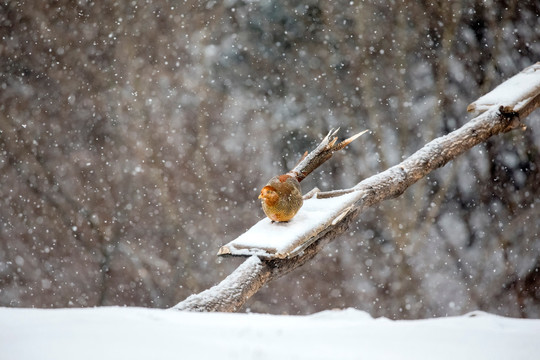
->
[1,307,539,360]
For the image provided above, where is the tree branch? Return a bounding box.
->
[288,128,369,182]
[174,64,540,312]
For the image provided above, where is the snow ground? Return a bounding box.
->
[1,307,539,360]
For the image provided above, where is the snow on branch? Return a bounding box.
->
[174,62,540,313]
[217,191,362,259]
[467,62,540,115]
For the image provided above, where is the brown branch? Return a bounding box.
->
[288,129,369,182]
[174,73,540,313]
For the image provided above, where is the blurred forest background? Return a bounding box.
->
[1,0,539,319]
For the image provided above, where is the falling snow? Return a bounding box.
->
[0,0,539,323]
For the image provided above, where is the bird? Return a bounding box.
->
[258,129,368,222]
[258,174,303,222]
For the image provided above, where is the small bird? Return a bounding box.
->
[258,174,303,222]
[259,129,368,222]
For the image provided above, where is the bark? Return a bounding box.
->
[174,79,540,313]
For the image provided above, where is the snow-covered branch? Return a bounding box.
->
[174,256,269,312]
[174,62,540,312]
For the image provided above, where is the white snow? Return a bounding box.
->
[468,62,540,114]
[219,190,362,258]
[1,307,539,360]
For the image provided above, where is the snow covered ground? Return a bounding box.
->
[1,307,539,360]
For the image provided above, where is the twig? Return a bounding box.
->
[288,129,369,182]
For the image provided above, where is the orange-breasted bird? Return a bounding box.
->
[258,174,303,222]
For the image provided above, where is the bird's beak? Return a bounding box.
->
[258,193,263,199]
